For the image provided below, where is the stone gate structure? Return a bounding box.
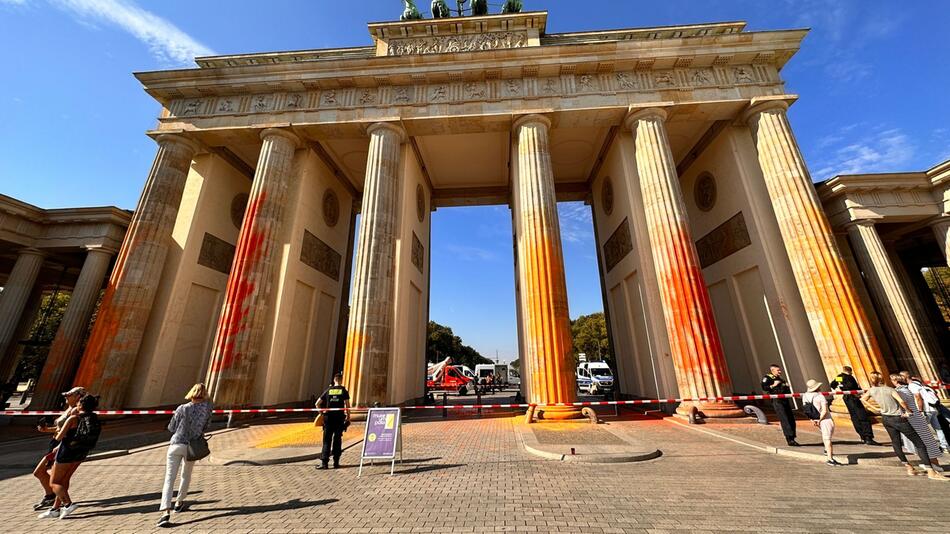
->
[48,11,948,413]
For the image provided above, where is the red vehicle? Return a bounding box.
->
[426,364,474,395]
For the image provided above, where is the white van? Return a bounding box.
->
[576,361,615,395]
[508,363,521,386]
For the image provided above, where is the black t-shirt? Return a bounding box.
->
[761,374,791,394]
[320,385,350,419]
[830,373,859,392]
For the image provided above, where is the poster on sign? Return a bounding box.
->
[358,407,402,476]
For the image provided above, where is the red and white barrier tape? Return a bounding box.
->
[4,385,948,416]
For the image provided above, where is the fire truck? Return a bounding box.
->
[426,357,475,395]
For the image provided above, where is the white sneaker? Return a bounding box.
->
[59,503,78,519]
[37,508,60,519]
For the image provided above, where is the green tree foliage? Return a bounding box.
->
[15,291,71,381]
[922,266,950,323]
[570,312,611,364]
[426,320,492,369]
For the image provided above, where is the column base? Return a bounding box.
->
[534,405,584,421]
[678,401,746,419]
[830,396,850,415]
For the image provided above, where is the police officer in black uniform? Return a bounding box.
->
[316,372,350,469]
[829,365,879,445]
[761,364,799,446]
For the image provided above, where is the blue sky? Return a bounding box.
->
[2,1,949,361]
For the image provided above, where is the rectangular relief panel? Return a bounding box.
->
[603,218,632,273]
[197,233,236,274]
[733,267,782,387]
[307,291,337,398]
[411,231,424,274]
[281,280,315,401]
[695,212,751,268]
[162,283,220,402]
[300,229,342,281]
[707,279,754,393]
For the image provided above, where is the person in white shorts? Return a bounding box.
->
[802,379,842,467]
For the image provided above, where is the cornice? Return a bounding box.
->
[817,172,932,201]
[137,28,805,103]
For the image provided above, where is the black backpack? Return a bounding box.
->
[801,401,820,421]
[71,414,102,450]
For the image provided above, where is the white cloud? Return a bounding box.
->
[812,124,916,179]
[51,0,214,66]
[557,202,594,244]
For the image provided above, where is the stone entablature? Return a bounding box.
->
[818,172,944,228]
[163,63,780,122]
[0,194,130,251]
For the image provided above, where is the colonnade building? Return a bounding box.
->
[3,11,947,415]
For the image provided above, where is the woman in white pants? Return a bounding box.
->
[158,383,212,527]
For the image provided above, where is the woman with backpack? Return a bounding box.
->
[801,380,842,467]
[32,386,85,512]
[38,394,101,519]
[158,383,213,527]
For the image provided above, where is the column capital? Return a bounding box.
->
[366,122,407,143]
[155,133,200,153]
[512,113,551,133]
[928,215,950,228]
[742,95,798,125]
[624,106,671,129]
[82,244,118,256]
[260,127,301,148]
[843,218,879,230]
[17,247,46,258]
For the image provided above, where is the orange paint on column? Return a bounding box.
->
[206,129,299,407]
[626,108,744,418]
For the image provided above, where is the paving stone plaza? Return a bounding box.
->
[2,407,949,533]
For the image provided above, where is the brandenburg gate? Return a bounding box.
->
[64,11,942,417]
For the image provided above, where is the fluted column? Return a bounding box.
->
[626,108,743,418]
[207,128,300,407]
[342,122,405,409]
[847,221,941,384]
[745,98,889,387]
[0,248,45,366]
[931,217,950,266]
[0,285,42,382]
[511,114,580,420]
[73,134,198,408]
[31,246,115,409]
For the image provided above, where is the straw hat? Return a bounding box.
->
[805,379,822,392]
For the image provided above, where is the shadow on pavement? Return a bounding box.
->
[71,499,219,519]
[171,498,337,526]
[393,463,465,475]
[79,490,202,508]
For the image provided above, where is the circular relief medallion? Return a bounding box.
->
[694,172,717,212]
[230,193,249,229]
[322,188,340,228]
[601,178,614,216]
[416,184,426,223]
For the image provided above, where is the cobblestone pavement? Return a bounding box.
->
[2,410,949,533]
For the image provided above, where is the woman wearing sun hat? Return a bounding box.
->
[802,379,842,466]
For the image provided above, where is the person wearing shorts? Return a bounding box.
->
[802,379,841,467]
[32,386,85,511]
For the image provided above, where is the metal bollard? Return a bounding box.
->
[226,411,234,428]
[477,390,482,416]
[442,392,448,418]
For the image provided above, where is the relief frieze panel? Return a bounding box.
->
[197,233,236,275]
[695,212,752,268]
[167,64,777,119]
[603,218,633,273]
[386,31,529,56]
[300,229,342,281]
